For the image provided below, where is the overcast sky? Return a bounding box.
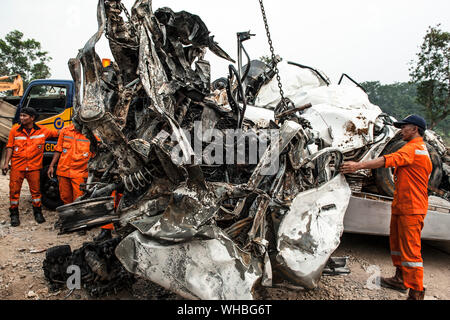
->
[1,0,449,84]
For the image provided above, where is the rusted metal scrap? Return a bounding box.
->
[54,0,356,300]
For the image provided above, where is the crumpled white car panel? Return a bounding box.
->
[245,62,385,153]
[276,174,351,289]
[301,103,382,152]
[115,227,262,300]
[254,61,325,109]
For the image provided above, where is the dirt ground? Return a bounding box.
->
[0,172,449,301]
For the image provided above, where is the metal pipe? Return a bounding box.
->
[287,61,330,86]
[338,73,367,93]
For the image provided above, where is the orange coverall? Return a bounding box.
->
[101,191,122,231]
[6,124,59,209]
[54,124,93,204]
[383,137,432,291]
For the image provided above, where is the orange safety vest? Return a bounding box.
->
[7,124,59,171]
[55,124,93,179]
[384,137,432,215]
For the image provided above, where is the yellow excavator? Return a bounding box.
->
[0,74,24,96]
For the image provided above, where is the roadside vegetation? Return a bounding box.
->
[362,81,449,145]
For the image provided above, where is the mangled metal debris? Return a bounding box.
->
[55,196,117,234]
[116,227,263,300]
[322,257,350,276]
[43,239,135,297]
[48,0,449,300]
[276,174,350,289]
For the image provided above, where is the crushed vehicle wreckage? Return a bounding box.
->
[43,0,450,299]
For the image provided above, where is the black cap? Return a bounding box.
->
[393,114,427,130]
[20,107,38,119]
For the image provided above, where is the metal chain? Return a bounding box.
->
[120,2,138,37]
[105,33,140,50]
[258,0,287,112]
[104,3,140,50]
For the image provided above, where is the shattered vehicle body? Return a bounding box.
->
[241,60,449,198]
[46,0,449,300]
[239,59,450,240]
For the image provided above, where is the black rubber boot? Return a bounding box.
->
[93,229,112,242]
[9,208,20,227]
[33,206,46,224]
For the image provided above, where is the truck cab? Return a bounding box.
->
[13,79,75,209]
[14,79,75,126]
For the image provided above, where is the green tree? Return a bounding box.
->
[259,55,272,65]
[362,81,449,144]
[362,81,423,120]
[0,30,52,89]
[409,24,449,130]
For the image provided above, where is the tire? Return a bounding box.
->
[40,165,64,210]
[374,139,443,197]
[45,245,72,260]
[212,77,228,91]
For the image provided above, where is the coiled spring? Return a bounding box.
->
[123,167,154,192]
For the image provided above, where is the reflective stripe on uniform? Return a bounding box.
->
[415,150,429,156]
[391,251,401,256]
[76,139,90,142]
[14,136,27,140]
[32,198,41,203]
[30,134,45,139]
[64,136,74,140]
[10,201,19,204]
[402,261,423,268]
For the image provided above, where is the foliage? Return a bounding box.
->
[259,55,272,65]
[409,24,449,130]
[0,30,52,90]
[362,81,449,144]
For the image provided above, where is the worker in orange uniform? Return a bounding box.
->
[48,122,112,240]
[2,107,59,227]
[341,115,432,300]
[47,122,93,206]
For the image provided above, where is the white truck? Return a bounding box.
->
[345,193,450,241]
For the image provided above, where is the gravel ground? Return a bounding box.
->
[0,173,449,301]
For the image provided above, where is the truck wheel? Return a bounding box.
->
[40,165,64,210]
[374,139,443,197]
